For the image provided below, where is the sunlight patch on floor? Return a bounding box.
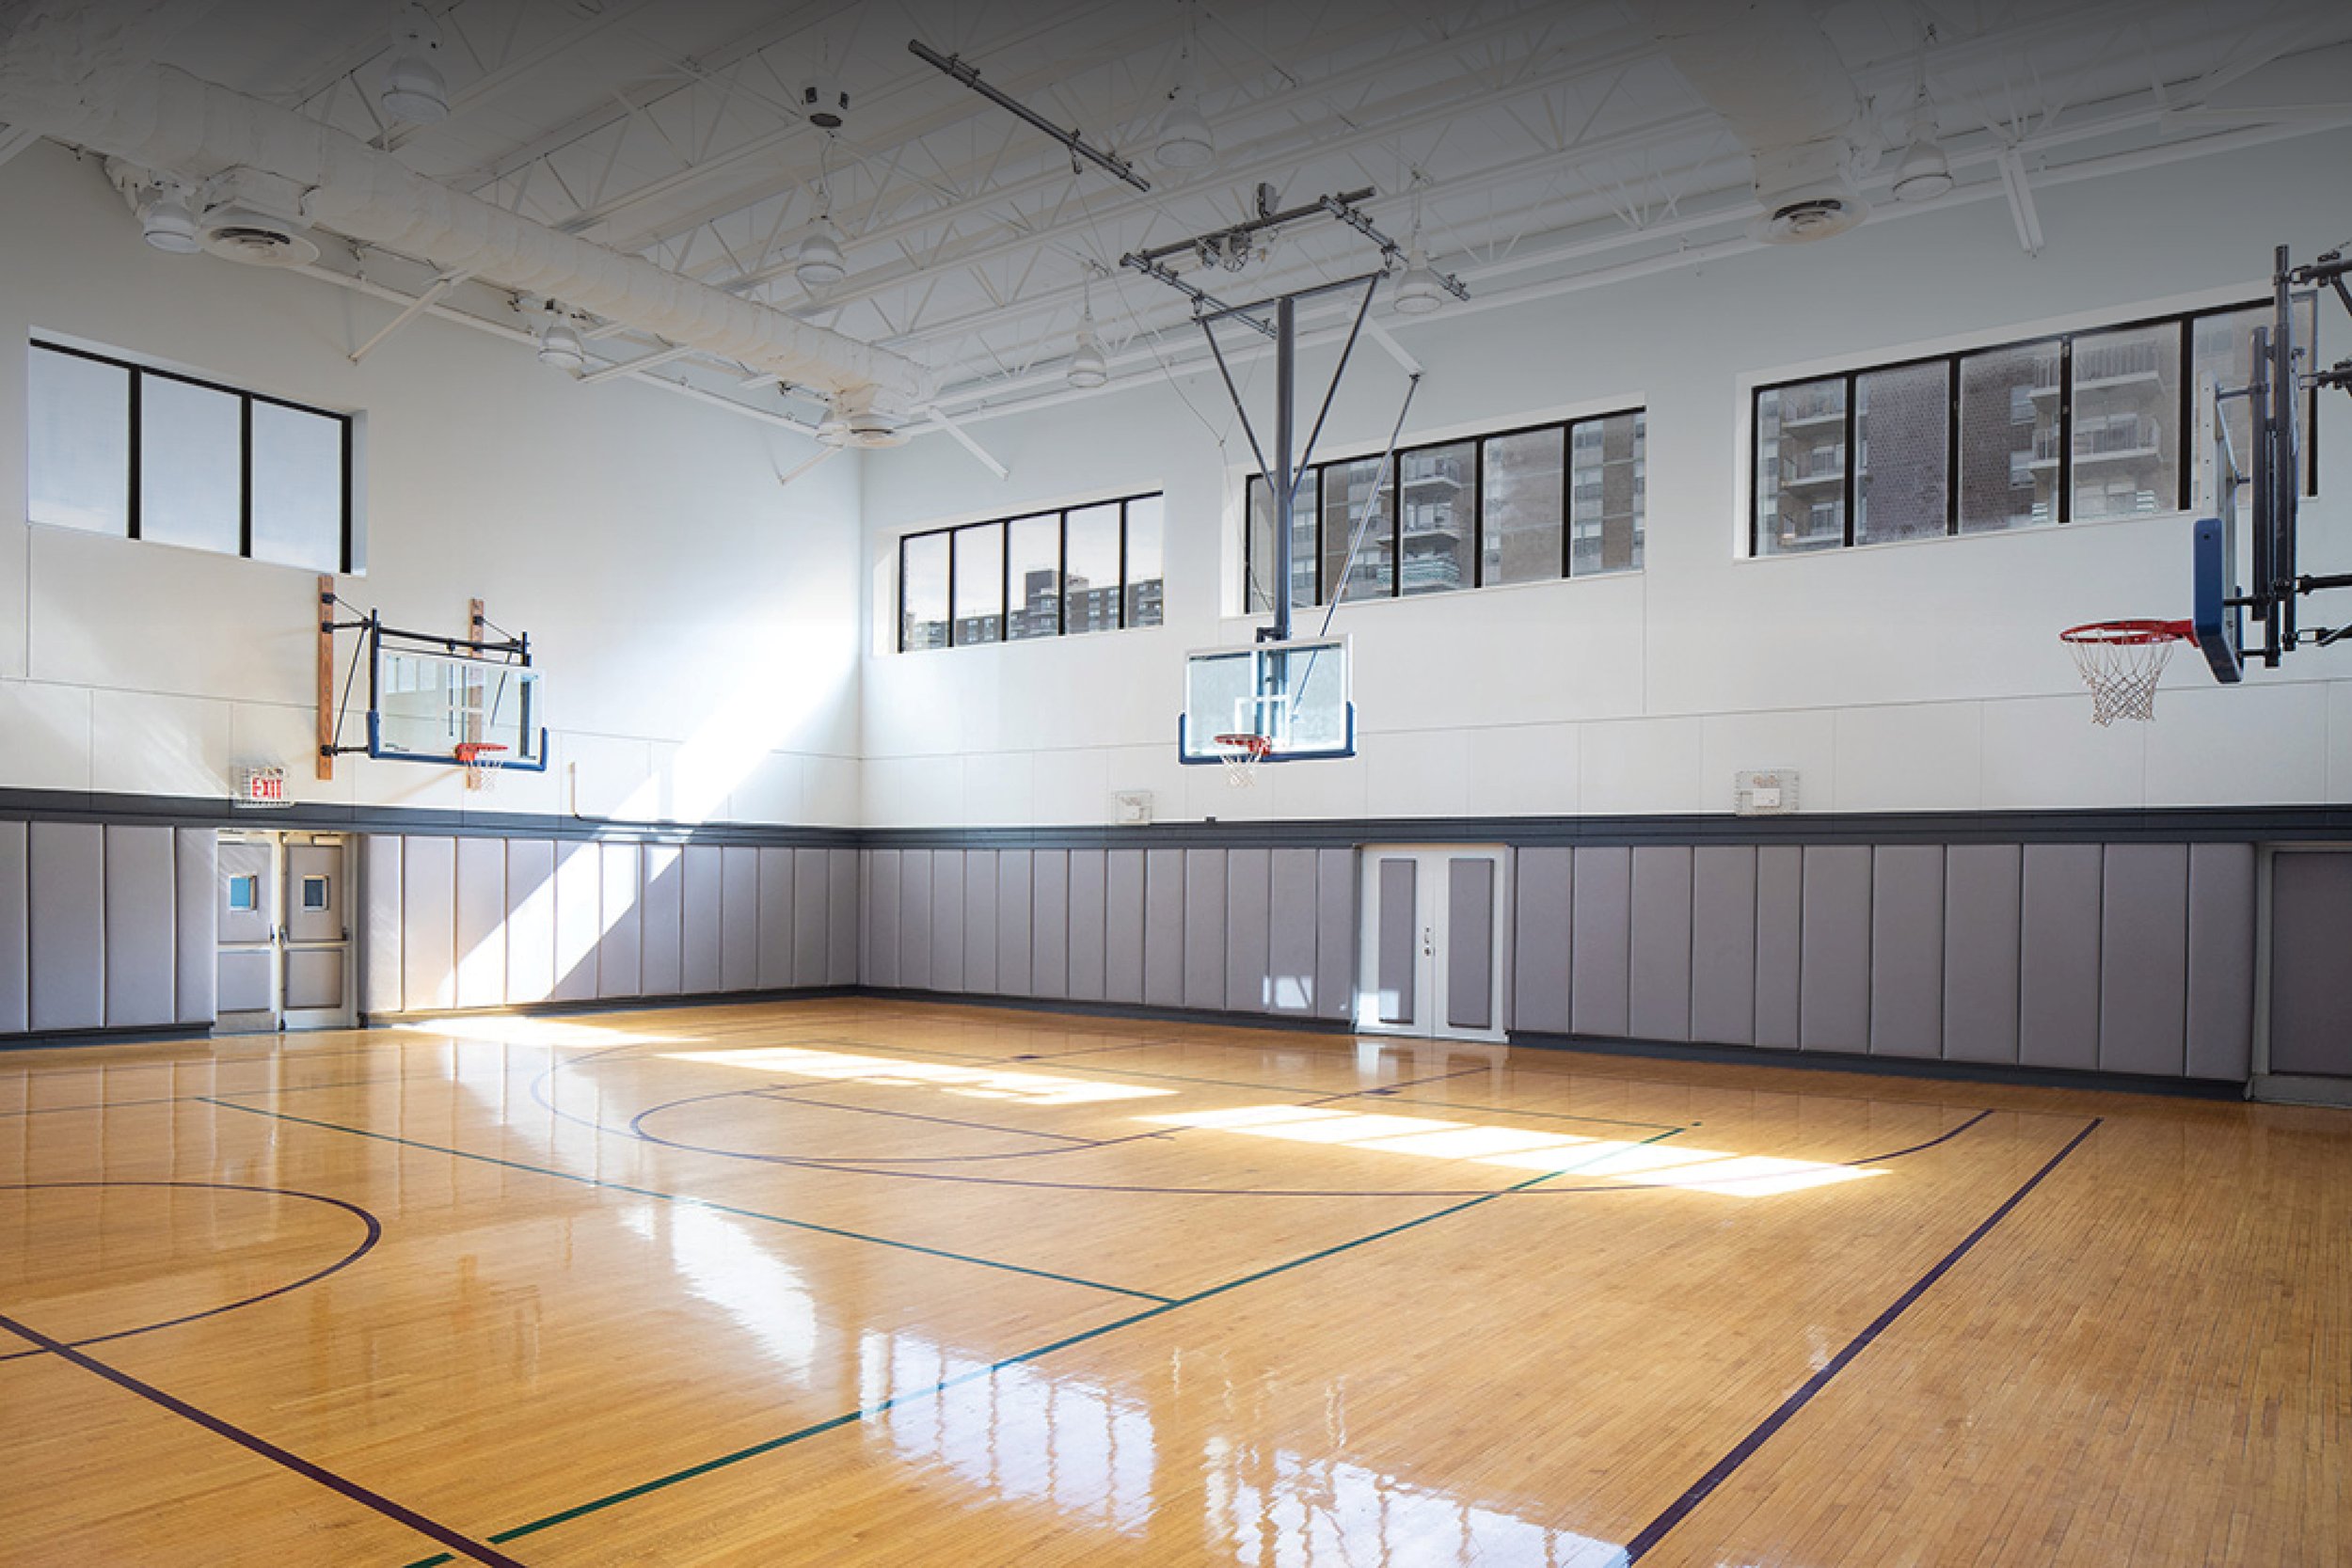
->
[662,1046,1173,1106]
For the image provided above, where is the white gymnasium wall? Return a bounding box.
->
[860,131,2352,829]
[0,141,862,826]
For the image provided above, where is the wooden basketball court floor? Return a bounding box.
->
[3,998,2344,1565]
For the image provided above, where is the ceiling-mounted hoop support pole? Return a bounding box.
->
[907,40,1152,192]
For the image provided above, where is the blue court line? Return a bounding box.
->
[391,1129,1681,1567]
[199,1099,1170,1306]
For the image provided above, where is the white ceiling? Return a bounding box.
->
[38,0,2352,432]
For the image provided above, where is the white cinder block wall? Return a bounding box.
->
[858,131,2352,830]
[0,142,864,827]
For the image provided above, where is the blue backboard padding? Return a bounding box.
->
[2192,516,2243,685]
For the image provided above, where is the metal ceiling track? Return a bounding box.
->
[907,39,1152,192]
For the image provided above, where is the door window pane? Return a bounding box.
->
[1007,513,1060,639]
[1321,457,1392,602]
[1570,411,1645,573]
[1063,502,1122,633]
[1480,426,1564,584]
[900,531,949,650]
[1958,341,2059,533]
[951,523,1004,644]
[1124,495,1164,627]
[1756,379,1846,553]
[2071,324,2180,523]
[249,401,343,570]
[1854,364,1949,543]
[140,374,243,555]
[27,346,130,535]
[1398,441,1473,594]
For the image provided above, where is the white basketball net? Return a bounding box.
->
[455,742,504,792]
[2063,623,2186,726]
[1212,733,1272,788]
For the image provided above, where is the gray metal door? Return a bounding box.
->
[281,839,353,1027]
[214,832,355,1033]
[1357,847,1507,1041]
[215,836,280,1032]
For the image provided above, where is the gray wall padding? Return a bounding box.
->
[28,823,103,1031]
[864,848,898,990]
[174,829,215,1024]
[1513,847,1572,1035]
[1267,848,1319,1016]
[1447,858,1495,1032]
[1225,847,1269,1014]
[1753,847,1804,1049]
[829,848,861,985]
[720,846,759,992]
[756,847,795,991]
[2018,845,2102,1071]
[1183,848,1227,1010]
[1942,845,2021,1064]
[361,834,404,1016]
[1628,847,1692,1043]
[1104,849,1146,1006]
[963,849,999,995]
[1868,845,1945,1060]
[995,848,1031,998]
[1144,848,1186,1008]
[1689,846,1756,1047]
[641,845,684,998]
[1066,849,1107,1001]
[598,841,643,1000]
[1570,847,1630,1037]
[1316,849,1355,1022]
[2099,844,2187,1076]
[401,836,457,1012]
[505,838,557,1006]
[0,822,24,1034]
[930,848,965,994]
[791,847,829,992]
[681,845,723,994]
[1030,849,1070,999]
[1798,846,1871,1053]
[898,849,932,991]
[101,826,174,1029]
[454,835,508,1010]
[1375,856,1417,1025]
[2269,851,2352,1077]
[2185,844,2255,1080]
[552,839,601,1004]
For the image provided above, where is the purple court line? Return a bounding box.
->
[744,1088,1097,1143]
[1620,1116,2104,1561]
[0,1309,528,1568]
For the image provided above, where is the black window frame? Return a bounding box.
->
[1244,406,1645,614]
[896,490,1166,654]
[1749,300,2323,556]
[28,338,358,573]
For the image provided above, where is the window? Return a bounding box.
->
[26,341,357,572]
[895,493,1166,652]
[1246,409,1645,613]
[1753,300,2318,553]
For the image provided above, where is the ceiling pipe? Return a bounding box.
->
[0,1,930,407]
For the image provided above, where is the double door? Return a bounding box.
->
[1357,846,1508,1042]
[216,832,355,1033]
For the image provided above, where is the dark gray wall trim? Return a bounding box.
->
[0,789,860,848]
[0,1022,218,1054]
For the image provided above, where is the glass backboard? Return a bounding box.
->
[369,642,547,769]
[1180,635,1354,763]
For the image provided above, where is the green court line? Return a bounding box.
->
[199,1099,1170,1306]
[391,1129,1679,1567]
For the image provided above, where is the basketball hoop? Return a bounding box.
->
[1211,732,1274,788]
[2059,620,2194,726]
[453,740,507,792]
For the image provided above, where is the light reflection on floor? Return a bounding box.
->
[662,1046,1173,1106]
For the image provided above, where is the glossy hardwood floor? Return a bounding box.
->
[2,998,2344,1565]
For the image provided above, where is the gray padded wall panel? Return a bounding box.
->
[1753,847,1804,1049]
[1183,849,1226,1011]
[0,823,25,1033]
[1144,848,1186,1008]
[1267,849,1318,1016]
[453,836,507,1010]
[828,849,860,985]
[721,846,760,992]
[2099,844,2188,1076]
[552,839,602,1004]
[402,836,457,1012]
[1514,848,1572,1035]
[1375,857,1416,1025]
[1104,849,1146,1005]
[360,834,403,1016]
[1031,849,1070,999]
[1798,847,1871,1053]
[996,849,1032,998]
[1689,846,1756,1047]
[2185,843,2255,1081]
[964,850,998,995]
[1942,845,2021,1065]
[174,830,215,1025]
[2269,852,2352,1077]
[1225,848,1269,1014]
[641,845,683,997]
[598,842,643,999]
[756,848,795,990]
[1570,847,1630,1037]
[898,849,931,990]
[2018,845,2103,1071]
[1316,849,1355,1022]
[681,846,724,994]
[103,826,176,1028]
[1868,846,1945,1059]
[1447,858,1495,1032]
[504,839,556,1006]
[930,849,965,993]
[28,822,103,1031]
[864,850,898,989]
[1628,847,1692,1043]
[1066,849,1106,1001]
[792,847,829,990]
